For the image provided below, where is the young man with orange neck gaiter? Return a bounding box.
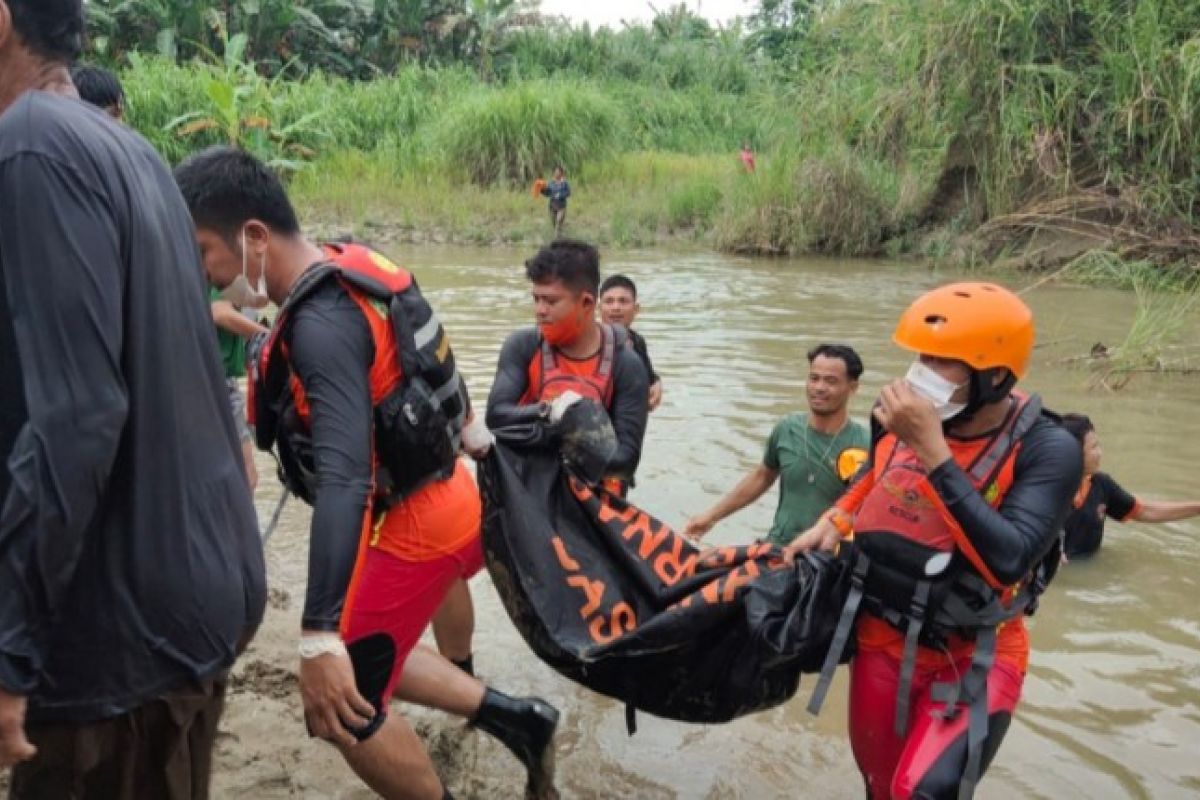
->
[487,240,649,494]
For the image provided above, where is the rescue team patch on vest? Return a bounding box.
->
[854,391,1042,588]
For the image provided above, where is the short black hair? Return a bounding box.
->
[173,146,301,243]
[8,0,83,62]
[525,239,600,296]
[599,274,637,300]
[807,343,864,381]
[1060,413,1095,444]
[70,64,124,111]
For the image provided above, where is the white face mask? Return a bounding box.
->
[218,229,268,308]
[905,360,967,421]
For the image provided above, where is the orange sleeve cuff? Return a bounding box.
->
[824,508,854,538]
[1120,499,1142,522]
[835,469,875,516]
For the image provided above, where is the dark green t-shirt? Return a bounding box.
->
[209,287,246,379]
[763,413,870,545]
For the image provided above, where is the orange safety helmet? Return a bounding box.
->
[893,282,1035,378]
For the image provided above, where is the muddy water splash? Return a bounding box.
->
[214,248,1200,799]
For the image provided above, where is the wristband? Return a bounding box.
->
[299,635,348,660]
[824,509,854,538]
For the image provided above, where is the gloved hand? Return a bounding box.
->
[547,390,584,425]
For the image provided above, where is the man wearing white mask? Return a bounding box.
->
[784,282,1080,799]
[174,146,559,800]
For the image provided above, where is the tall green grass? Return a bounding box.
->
[120,58,768,171]
[432,81,624,185]
[118,1,1200,264]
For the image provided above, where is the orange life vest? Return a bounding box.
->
[520,323,619,409]
[807,392,1057,781]
[852,392,1037,591]
[288,246,406,424]
[249,243,469,506]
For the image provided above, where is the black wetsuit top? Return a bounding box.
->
[0,92,266,721]
[282,280,377,632]
[924,413,1083,584]
[1062,472,1137,558]
[627,328,660,385]
[486,327,650,480]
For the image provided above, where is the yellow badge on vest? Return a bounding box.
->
[369,251,401,274]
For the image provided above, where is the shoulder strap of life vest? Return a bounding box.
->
[251,263,340,451]
[538,323,618,407]
[964,391,1040,489]
[597,323,617,406]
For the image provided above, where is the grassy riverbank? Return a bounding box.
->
[105,0,1200,268]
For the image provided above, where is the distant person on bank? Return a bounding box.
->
[540,165,571,236]
[740,141,756,173]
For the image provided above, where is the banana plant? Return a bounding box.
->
[165,33,328,173]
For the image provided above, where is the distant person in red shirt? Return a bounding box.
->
[740,141,756,173]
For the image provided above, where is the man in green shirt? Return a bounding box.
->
[210,287,269,489]
[684,344,869,546]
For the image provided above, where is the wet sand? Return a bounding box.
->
[212,470,859,799]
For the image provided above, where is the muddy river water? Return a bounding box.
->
[213,247,1200,799]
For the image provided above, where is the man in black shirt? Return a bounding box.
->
[599,274,663,411]
[1060,414,1200,559]
[0,2,266,795]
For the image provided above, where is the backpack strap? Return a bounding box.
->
[597,324,617,408]
[967,394,1042,487]
[538,335,556,400]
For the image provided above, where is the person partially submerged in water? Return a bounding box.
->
[1060,413,1200,561]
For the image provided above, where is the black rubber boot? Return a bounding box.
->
[471,688,559,798]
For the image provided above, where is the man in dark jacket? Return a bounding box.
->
[0,2,267,796]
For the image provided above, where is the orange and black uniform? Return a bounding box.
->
[831,395,1080,798]
[281,247,479,734]
[486,326,649,483]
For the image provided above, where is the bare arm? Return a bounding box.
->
[1133,501,1200,523]
[683,464,778,539]
[211,299,269,339]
